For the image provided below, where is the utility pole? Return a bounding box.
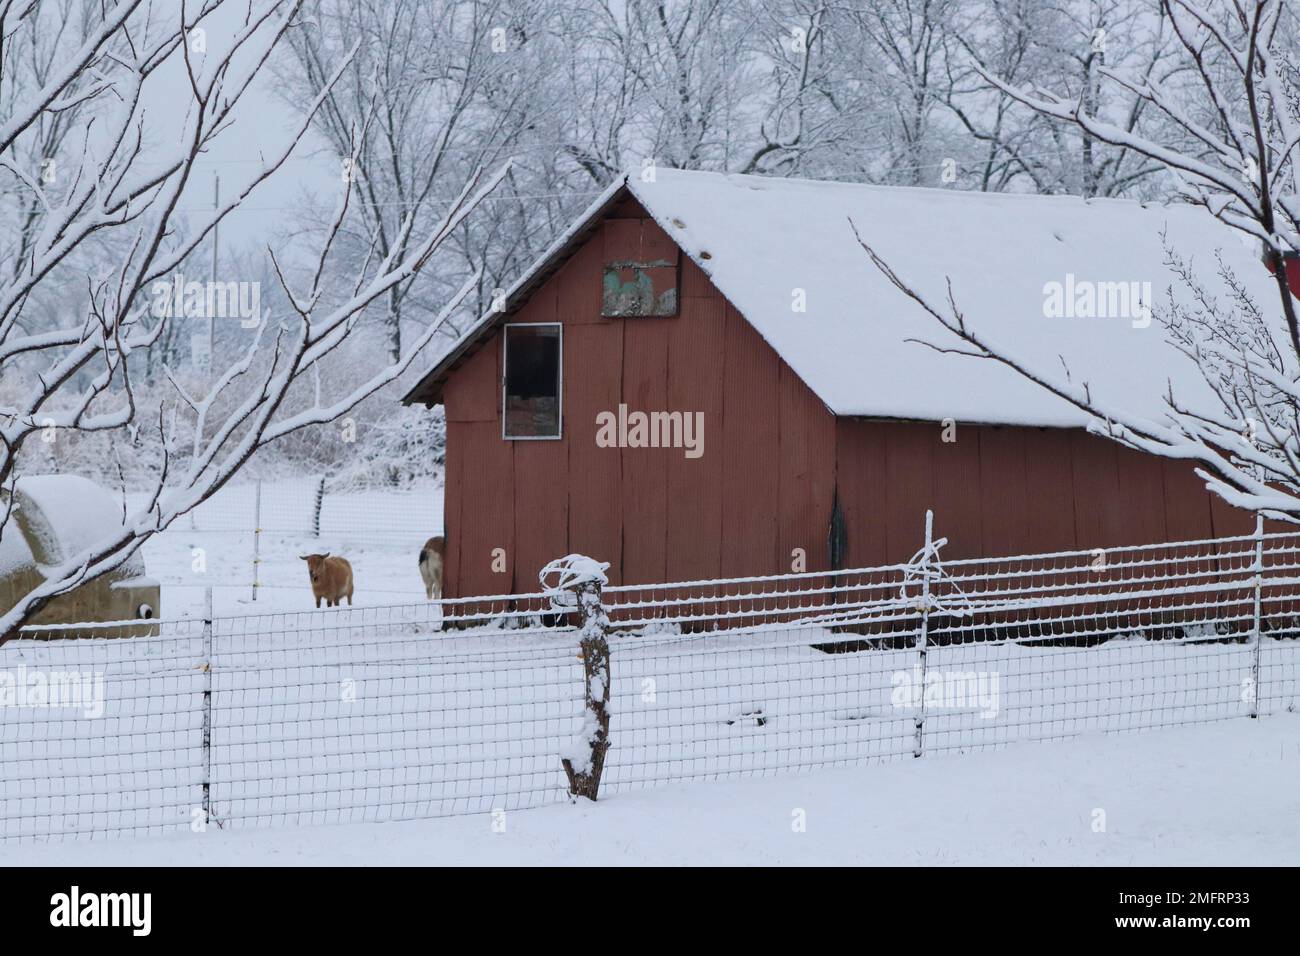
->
[209,171,219,367]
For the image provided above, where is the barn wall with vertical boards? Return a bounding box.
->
[832,420,1258,565]
[439,205,839,599]
[438,194,1263,601]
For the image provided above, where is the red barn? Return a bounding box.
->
[404,170,1280,599]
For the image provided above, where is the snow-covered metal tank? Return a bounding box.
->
[0,475,161,636]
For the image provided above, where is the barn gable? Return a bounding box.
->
[403,179,639,408]
[429,194,840,597]
[407,168,1282,432]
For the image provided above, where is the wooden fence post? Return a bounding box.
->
[563,575,611,800]
[541,555,612,801]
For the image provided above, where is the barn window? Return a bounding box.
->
[502,323,562,439]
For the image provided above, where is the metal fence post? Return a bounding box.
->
[312,476,326,538]
[251,479,262,602]
[913,510,934,758]
[200,587,214,827]
[1251,513,1264,719]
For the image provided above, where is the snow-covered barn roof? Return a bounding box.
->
[404,168,1274,427]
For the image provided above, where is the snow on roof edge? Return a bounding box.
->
[402,173,631,405]
[407,167,1266,429]
[623,172,846,414]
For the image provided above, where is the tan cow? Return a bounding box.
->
[419,536,445,600]
[299,553,354,608]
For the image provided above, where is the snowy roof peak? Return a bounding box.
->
[626,169,1264,426]
[409,168,1274,428]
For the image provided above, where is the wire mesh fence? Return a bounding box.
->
[3,517,1299,842]
[155,478,443,537]
[130,478,444,609]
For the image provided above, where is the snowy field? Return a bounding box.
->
[130,480,444,618]
[3,480,1296,855]
[8,713,1300,866]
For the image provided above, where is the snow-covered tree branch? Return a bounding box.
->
[0,0,507,642]
[859,0,1300,522]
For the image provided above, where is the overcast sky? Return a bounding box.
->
[150,3,341,253]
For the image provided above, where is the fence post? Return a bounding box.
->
[251,479,262,602]
[200,587,213,828]
[1251,512,1264,719]
[312,476,325,538]
[913,510,935,758]
[542,556,612,801]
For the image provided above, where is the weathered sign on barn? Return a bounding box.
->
[601,257,679,316]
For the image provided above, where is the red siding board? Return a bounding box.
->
[514,277,558,324]
[1023,428,1078,553]
[720,304,781,577]
[930,426,977,561]
[607,196,644,219]
[680,257,716,300]
[1209,489,1256,538]
[978,427,1031,558]
[1115,447,1169,545]
[931,424,984,560]
[778,366,837,572]
[603,219,641,262]
[642,219,678,263]
[1071,432,1124,549]
[1162,459,1215,542]
[443,332,498,423]
[512,439,569,596]
[834,420,889,569]
[664,296,727,582]
[620,320,669,585]
[443,420,466,599]
[883,423,936,564]
[556,238,603,324]
[455,419,514,598]
[565,322,625,581]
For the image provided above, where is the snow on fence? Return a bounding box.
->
[3,517,1299,842]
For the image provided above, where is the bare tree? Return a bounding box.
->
[0,0,508,641]
[276,0,558,352]
[859,0,1300,519]
[941,0,1173,194]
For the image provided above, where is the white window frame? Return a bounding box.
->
[501,322,563,441]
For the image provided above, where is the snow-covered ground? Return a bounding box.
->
[10,713,1299,865]
[131,480,443,618]
[3,612,1296,841]
[3,480,1294,860]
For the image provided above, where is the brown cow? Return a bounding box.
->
[299,553,354,608]
[418,536,445,600]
